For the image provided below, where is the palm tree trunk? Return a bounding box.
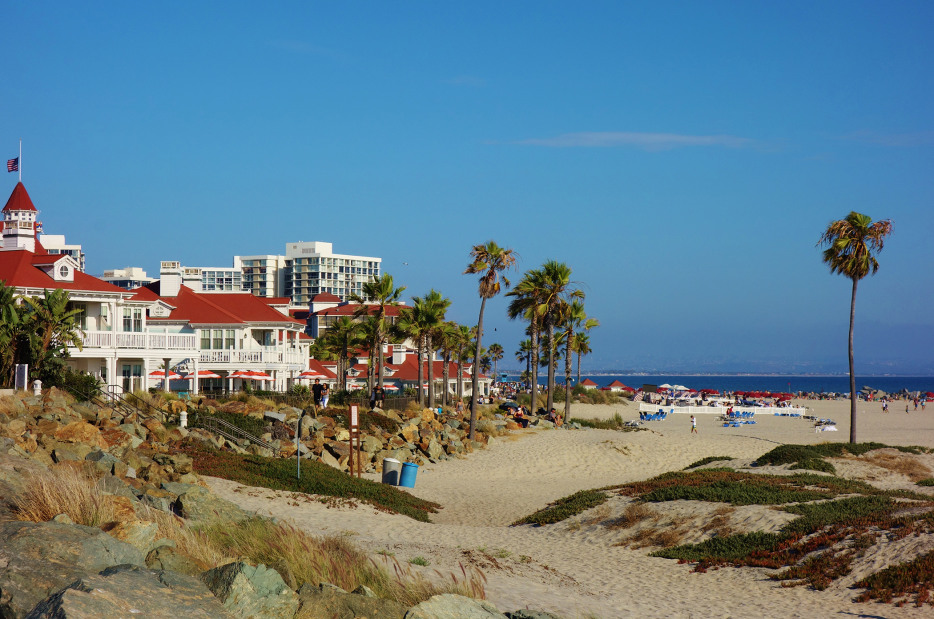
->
[416,336,424,405]
[530,326,539,412]
[576,351,582,385]
[442,352,450,409]
[849,277,858,444]
[546,321,556,412]
[428,337,435,409]
[564,331,573,419]
[469,298,487,440]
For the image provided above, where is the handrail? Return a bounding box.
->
[103,385,170,423]
[193,415,278,454]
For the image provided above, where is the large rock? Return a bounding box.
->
[103,519,161,556]
[162,482,253,524]
[28,564,233,618]
[200,561,299,619]
[296,582,407,619]
[146,544,213,576]
[0,520,144,618]
[53,422,107,449]
[405,594,507,618]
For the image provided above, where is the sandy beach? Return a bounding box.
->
[206,398,934,618]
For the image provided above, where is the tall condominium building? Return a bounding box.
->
[39,234,86,271]
[100,267,157,290]
[283,242,381,306]
[234,255,286,298]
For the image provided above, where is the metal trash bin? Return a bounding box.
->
[381,458,402,485]
[399,462,419,488]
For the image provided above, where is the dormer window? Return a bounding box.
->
[58,264,69,279]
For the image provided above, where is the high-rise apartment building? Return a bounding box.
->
[283,242,381,306]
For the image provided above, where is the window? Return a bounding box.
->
[69,303,87,330]
[200,329,210,349]
[132,308,142,332]
[212,330,223,349]
[225,330,236,349]
[58,265,69,279]
[100,305,110,331]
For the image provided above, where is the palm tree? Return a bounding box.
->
[536,261,583,412]
[401,290,450,407]
[559,299,599,417]
[317,316,362,391]
[573,332,593,386]
[436,321,461,408]
[818,211,893,444]
[487,343,504,391]
[22,289,85,382]
[515,339,532,388]
[455,324,474,405]
[0,281,24,387]
[507,270,544,412]
[350,273,405,391]
[464,241,516,439]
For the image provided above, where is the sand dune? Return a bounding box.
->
[206,399,934,618]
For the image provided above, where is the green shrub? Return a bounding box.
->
[175,440,441,521]
[684,456,735,470]
[917,478,934,487]
[652,531,784,562]
[56,368,103,400]
[790,458,836,474]
[512,490,609,526]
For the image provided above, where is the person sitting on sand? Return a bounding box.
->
[513,407,529,428]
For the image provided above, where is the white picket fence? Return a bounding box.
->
[638,402,808,417]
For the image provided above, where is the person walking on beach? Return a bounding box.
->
[320,382,329,409]
[882,400,888,413]
[691,415,697,434]
[312,378,324,410]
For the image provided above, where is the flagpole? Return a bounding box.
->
[18,139,21,182]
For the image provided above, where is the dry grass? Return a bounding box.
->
[202,518,486,605]
[605,502,658,530]
[622,525,688,549]
[137,504,229,569]
[582,503,612,526]
[860,451,933,482]
[10,465,117,527]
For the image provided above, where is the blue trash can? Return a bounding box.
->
[398,462,419,488]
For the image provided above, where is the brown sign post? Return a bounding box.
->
[349,404,361,478]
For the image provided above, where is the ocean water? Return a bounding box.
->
[505,374,934,395]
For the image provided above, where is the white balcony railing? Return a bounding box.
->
[80,330,198,351]
[199,349,307,366]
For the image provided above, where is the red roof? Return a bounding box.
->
[580,378,599,386]
[607,380,634,390]
[140,285,298,325]
[311,292,341,303]
[2,183,37,213]
[0,250,127,294]
[306,359,337,379]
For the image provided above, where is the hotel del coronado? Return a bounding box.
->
[0,182,491,399]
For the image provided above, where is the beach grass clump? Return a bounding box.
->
[684,456,735,470]
[855,550,934,607]
[572,413,644,431]
[652,531,784,563]
[11,465,117,527]
[512,489,609,526]
[192,410,268,437]
[174,439,441,522]
[754,442,930,471]
[918,478,934,487]
[201,517,485,605]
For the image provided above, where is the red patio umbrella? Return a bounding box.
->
[183,370,221,379]
[149,369,181,379]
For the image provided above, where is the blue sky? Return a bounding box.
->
[3,1,933,374]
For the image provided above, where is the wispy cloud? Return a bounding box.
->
[514,132,753,151]
[443,75,485,87]
[841,130,934,147]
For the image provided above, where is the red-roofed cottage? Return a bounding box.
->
[0,183,309,394]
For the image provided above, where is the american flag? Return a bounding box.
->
[6,158,17,173]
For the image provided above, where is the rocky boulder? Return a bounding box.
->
[27,564,233,618]
[404,593,508,618]
[200,561,299,619]
[0,520,144,618]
